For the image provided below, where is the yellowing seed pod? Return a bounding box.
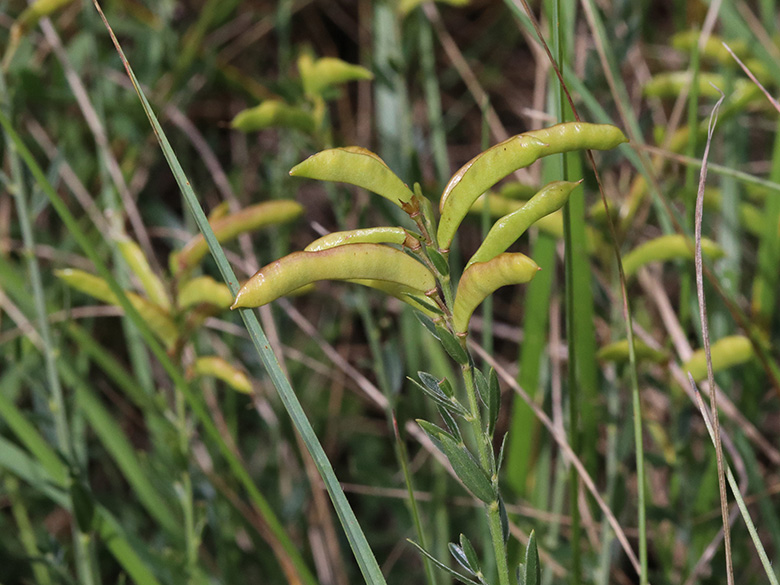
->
[437,122,626,249]
[305,226,411,251]
[622,234,724,279]
[438,135,547,249]
[171,200,304,276]
[683,335,754,382]
[231,243,436,309]
[466,180,581,268]
[231,100,317,134]
[290,147,414,208]
[452,253,539,334]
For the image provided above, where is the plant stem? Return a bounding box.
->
[461,361,510,585]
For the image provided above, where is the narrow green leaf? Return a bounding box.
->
[407,540,481,585]
[498,495,509,542]
[487,368,500,436]
[473,368,488,407]
[434,324,469,364]
[522,531,540,585]
[438,406,464,443]
[449,542,477,575]
[427,246,450,276]
[418,420,496,503]
[415,311,441,338]
[438,377,454,398]
[409,376,469,416]
[459,533,481,573]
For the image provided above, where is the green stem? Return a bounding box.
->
[461,362,510,585]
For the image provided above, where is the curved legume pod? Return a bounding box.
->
[231,243,436,309]
[56,269,177,348]
[191,356,252,394]
[522,122,628,154]
[466,180,581,268]
[116,236,171,310]
[231,100,317,134]
[596,339,669,365]
[305,226,412,252]
[437,122,627,248]
[452,253,540,334]
[171,200,304,276]
[299,54,373,99]
[177,275,234,310]
[469,194,566,239]
[683,335,754,382]
[290,147,415,208]
[622,234,724,279]
[438,135,546,249]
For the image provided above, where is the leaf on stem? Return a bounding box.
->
[417,420,496,503]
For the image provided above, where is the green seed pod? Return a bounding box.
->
[469,194,567,239]
[683,335,754,382]
[191,356,252,394]
[298,54,373,99]
[522,122,628,154]
[437,122,627,248]
[305,226,410,251]
[171,200,304,276]
[622,234,724,279]
[231,243,436,309]
[231,100,317,134]
[177,276,234,310]
[116,237,170,310]
[467,180,581,268]
[452,253,540,334]
[56,269,177,348]
[596,339,669,365]
[290,147,415,208]
[643,72,751,99]
[437,135,547,249]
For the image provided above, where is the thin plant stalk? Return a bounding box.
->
[692,92,734,585]
[89,3,389,583]
[0,68,101,585]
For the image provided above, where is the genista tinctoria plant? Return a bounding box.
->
[232,121,627,585]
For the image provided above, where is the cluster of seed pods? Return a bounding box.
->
[231,122,628,335]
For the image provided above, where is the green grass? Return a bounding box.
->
[2,1,780,584]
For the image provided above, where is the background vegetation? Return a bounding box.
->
[1,0,779,584]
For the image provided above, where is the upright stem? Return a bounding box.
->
[461,359,510,585]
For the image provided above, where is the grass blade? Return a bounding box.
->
[89,3,389,583]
